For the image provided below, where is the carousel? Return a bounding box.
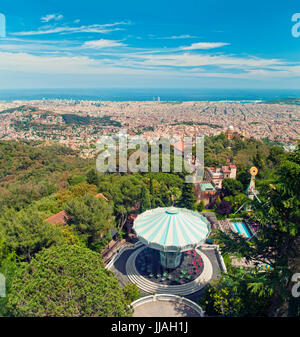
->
[133,207,211,269]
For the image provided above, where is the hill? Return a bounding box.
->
[0,105,39,114]
[264,97,300,105]
[0,140,93,211]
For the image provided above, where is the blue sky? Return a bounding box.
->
[0,0,300,89]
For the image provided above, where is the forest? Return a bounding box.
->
[61,114,121,127]
[0,136,299,317]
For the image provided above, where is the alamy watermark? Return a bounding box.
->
[291,273,300,298]
[96,130,204,183]
[0,13,6,38]
[292,13,300,38]
[0,273,5,298]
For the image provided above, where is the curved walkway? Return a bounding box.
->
[126,246,213,295]
[132,294,204,317]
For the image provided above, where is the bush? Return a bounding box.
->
[7,245,132,317]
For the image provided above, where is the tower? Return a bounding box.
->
[247,167,258,201]
[225,126,234,140]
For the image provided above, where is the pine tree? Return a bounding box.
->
[7,245,132,317]
[140,186,151,213]
[179,182,196,210]
[86,168,99,186]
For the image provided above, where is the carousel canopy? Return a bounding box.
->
[133,207,211,252]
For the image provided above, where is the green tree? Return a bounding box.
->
[65,194,115,251]
[158,184,172,207]
[268,146,285,167]
[224,193,249,213]
[179,183,196,210]
[197,200,205,212]
[0,209,69,262]
[0,140,92,212]
[7,245,132,317]
[123,282,141,304]
[236,170,251,190]
[214,144,300,316]
[98,175,142,232]
[199,280,242,317]
[169,186,182,206]
[140,185,151,213]
[86,168,99,186]
[198,268,272,317]
[56,182,98,206]
[222,178,243,197]
[0,244,19,316]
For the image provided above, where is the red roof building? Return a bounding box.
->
[45,210,68,225]
[95,193,109,202]
[172,140,185,153]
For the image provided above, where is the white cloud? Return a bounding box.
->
[181,42,230,50]
[82,39,126,49]
[131,52,283,69]
[154,34,199,40]
[12,21,130,36]
[0,52,96,73]
[0,52,170,77]
[41,14,64,23]
[0,40,299,83]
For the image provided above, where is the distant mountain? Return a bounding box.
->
[61,114,121,127]
[264,97,300,105]
[0,105,39,114]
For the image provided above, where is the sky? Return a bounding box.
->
[0,0,300,89]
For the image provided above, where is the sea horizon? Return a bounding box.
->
[0,88,300,102]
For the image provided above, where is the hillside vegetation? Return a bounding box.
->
[0,141,93,211]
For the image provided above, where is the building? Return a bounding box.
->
[45,210,68,225]
[194,182,216,206]
[172,140,185,153]
[204,164,237,189]
[225,125,235,140]
[225,126,244,140]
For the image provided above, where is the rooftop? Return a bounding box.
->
[172,140,185,153]
[200,183,216,191]
[133,207,210,252]
[45,210,68,225]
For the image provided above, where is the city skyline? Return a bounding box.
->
[0,0,300,89]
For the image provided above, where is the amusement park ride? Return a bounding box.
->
[234,166,261,214]
[247,166,261,203]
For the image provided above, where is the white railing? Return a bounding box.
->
[105,241,143,270]
[131,294,205,317]
[215,246,227,273]
[199,244,227,273]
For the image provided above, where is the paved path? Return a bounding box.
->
[185,248,222,301]
[133,301,201,317]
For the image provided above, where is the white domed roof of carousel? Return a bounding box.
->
[133,207,211,252]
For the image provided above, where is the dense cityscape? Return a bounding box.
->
[0,99,299,157]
